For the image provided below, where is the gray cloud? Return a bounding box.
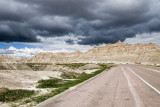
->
[0,22,40,42]
[0,0,160,45]
[65,39,75,45]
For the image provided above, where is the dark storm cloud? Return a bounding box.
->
[16,0,99,20]
[65,39,75,45]
[0,0,160,45]
[78,27,137,45]
[0,22,40,42]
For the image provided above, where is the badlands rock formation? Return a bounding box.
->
[0,55,17,63]
[25,41,160,64]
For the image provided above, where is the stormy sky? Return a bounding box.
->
[0,0,160,57]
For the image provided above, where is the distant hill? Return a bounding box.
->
[24,41,160,64]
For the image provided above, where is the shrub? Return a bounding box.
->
[36,78,67,88]
[56,63,87,69]
[26,63,51,71]
[61,72,81,79]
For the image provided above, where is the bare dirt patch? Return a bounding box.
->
[0,70,61,89]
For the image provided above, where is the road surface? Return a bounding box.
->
[38,64,160,107]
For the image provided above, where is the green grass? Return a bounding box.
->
[26,63,51,71]
[56,63,87,69]
[36,78,68,88]
[61,72,87,79]
[147,64,160,67]
[34,64,112,103]
[0,89,35,102]
[135,63,141,64]
[153,64,160,67]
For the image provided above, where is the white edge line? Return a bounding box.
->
[122,67,143,107]
[126,67,160,95]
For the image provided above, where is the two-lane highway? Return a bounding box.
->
[38,64,160,107]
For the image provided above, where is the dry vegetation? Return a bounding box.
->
[26,63,51,71]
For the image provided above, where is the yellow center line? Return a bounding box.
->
[137,66,160,72]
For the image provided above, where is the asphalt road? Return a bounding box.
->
[38,64,160,107]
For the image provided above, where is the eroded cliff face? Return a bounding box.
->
[0,55,17,63]
[25,41,160,64]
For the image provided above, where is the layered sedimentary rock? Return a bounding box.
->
[0,55,17,63]
[25,41,160,64]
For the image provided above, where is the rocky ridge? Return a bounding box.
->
[0,55,17,63]
[25,41,160,64]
